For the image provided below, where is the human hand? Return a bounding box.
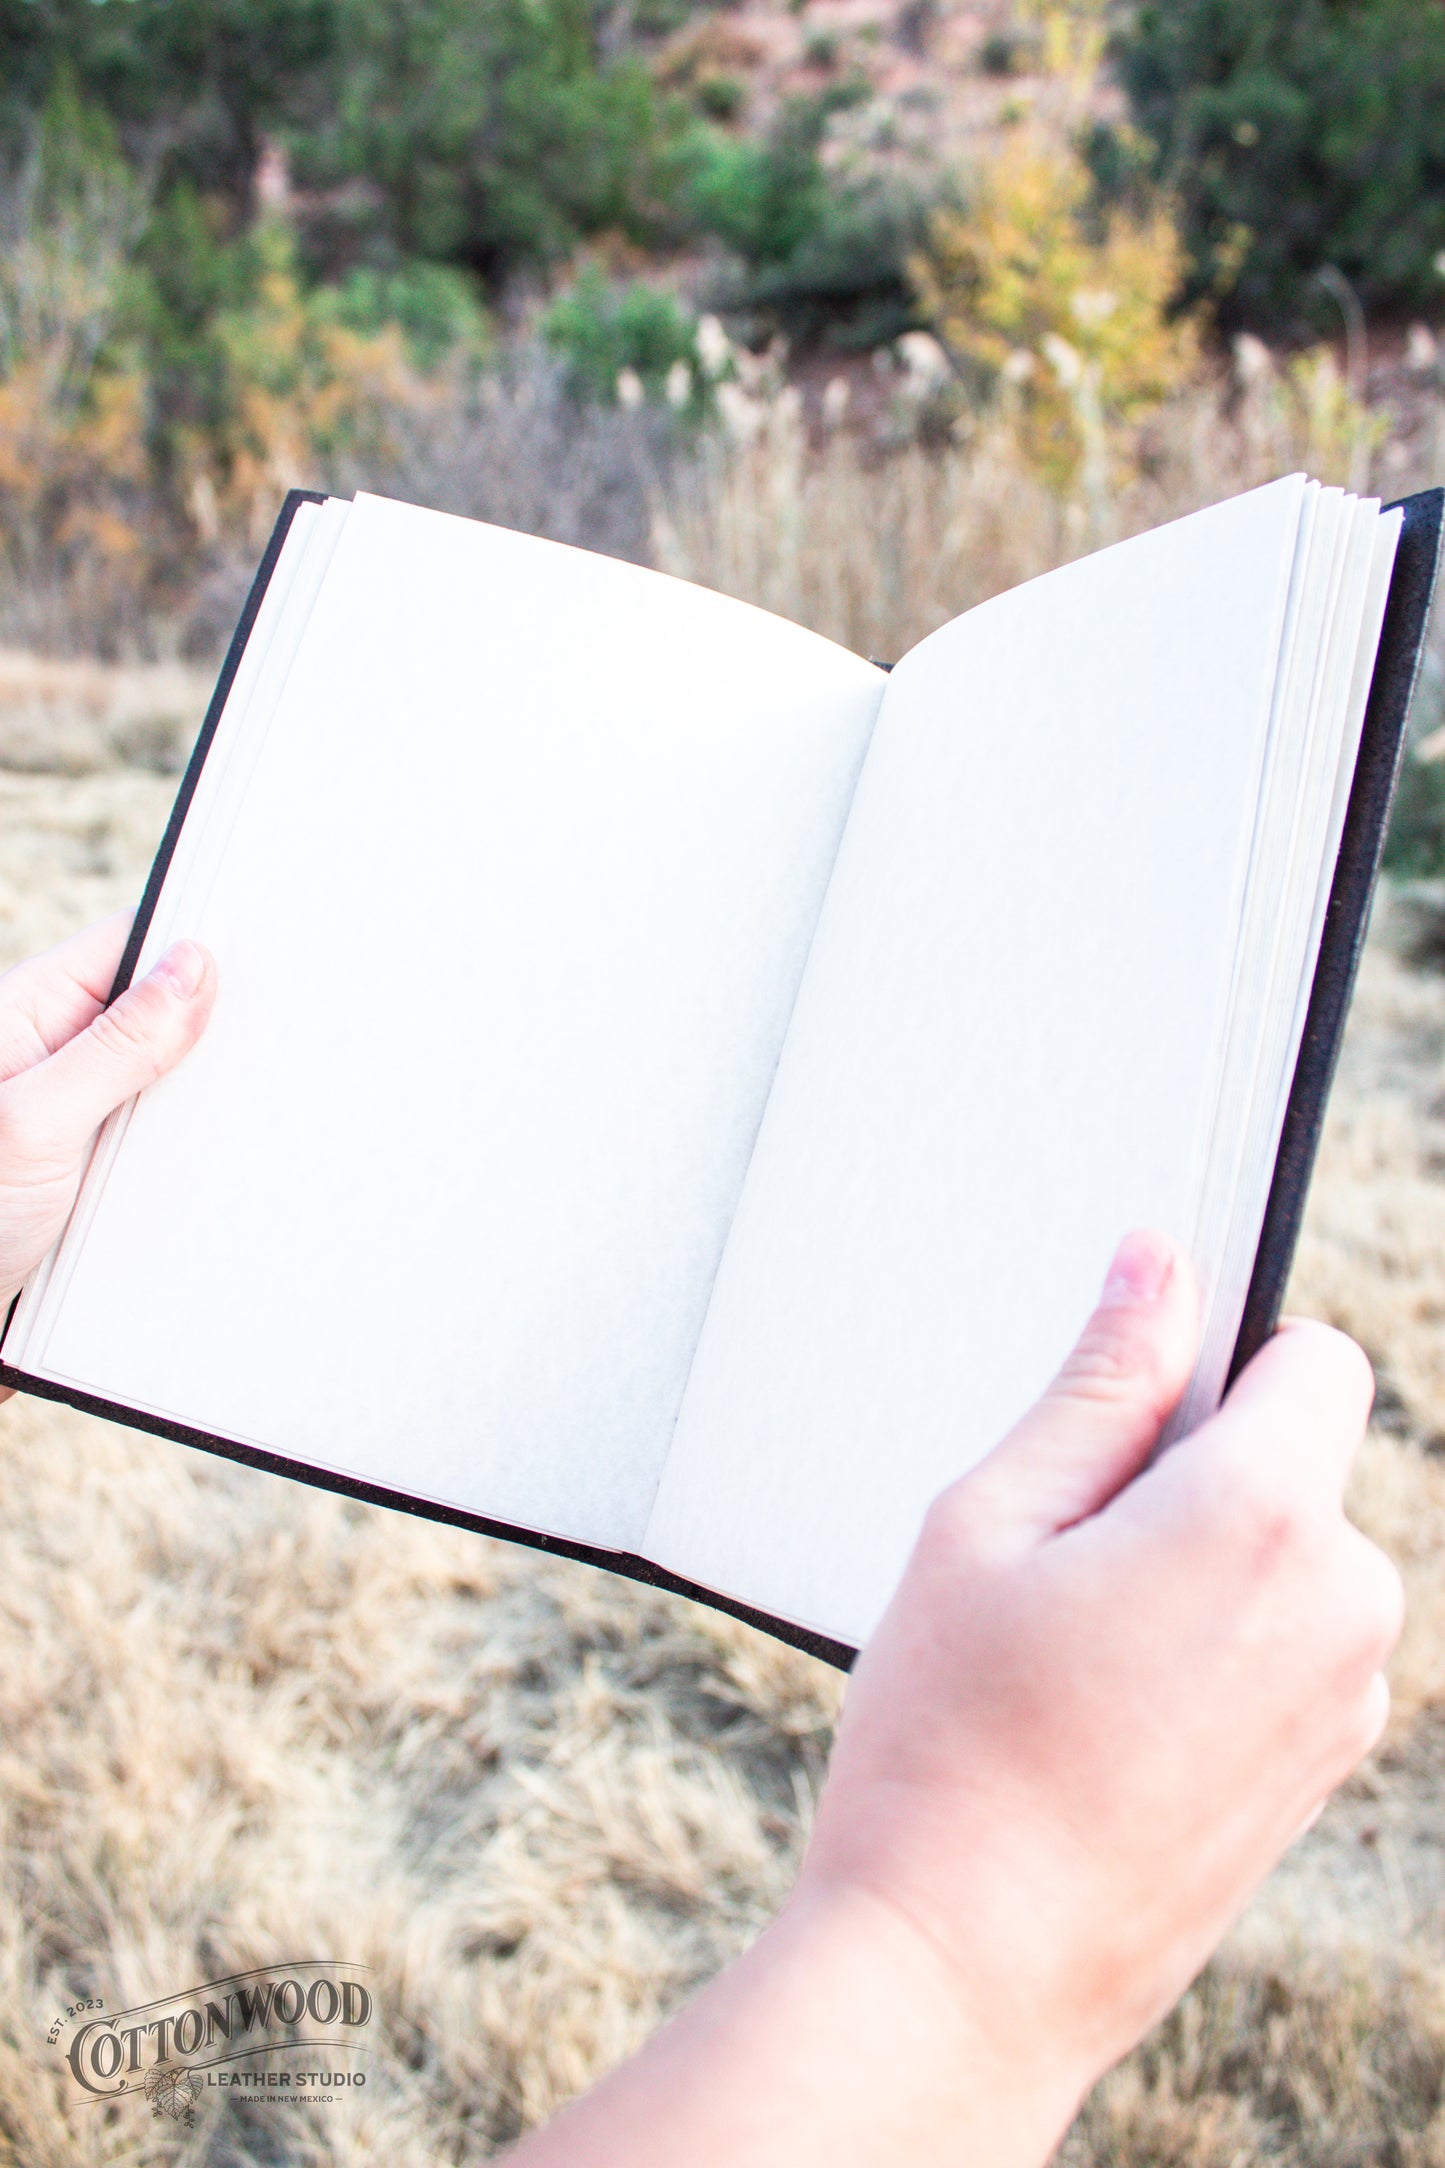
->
[799,1229,1401,2146]
[0,915,215,1330]
[511,1240,1403,2168]
[511,1232,1400,2168]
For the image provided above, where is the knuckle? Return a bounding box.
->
[920,1479,990,1560]
[1343,1541,1405,1662]
[1345,1343,1377,1417]
[1348,1675,1391,1764]
[1213,1447,1309,1559]
[1320,1327,1377,1416]
[1052,1326,1151,1406]
[89,985,164,1070]
[1281,1319,1376,1419]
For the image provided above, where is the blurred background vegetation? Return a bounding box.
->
[1,0,1445,852]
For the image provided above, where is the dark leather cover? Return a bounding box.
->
[1229,486,1444,1381]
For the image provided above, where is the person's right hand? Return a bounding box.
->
[801,1229,1402,2141]
[511,1233,1401,2168]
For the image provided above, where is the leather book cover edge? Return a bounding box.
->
[0,1366,859,1669]
[108,487,330,1002]
[1228,486,1445,1384]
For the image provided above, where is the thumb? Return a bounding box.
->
[960,1229,1200,1553]
[5,940,216,1159]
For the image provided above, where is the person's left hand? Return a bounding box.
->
[0,914,216,1333]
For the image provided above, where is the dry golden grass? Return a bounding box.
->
[0,652,209,778]
[654,344,1390,660]
[0,1392,843,2161]
[1289,924,1445,1744]
[1063,1950,1445,2166]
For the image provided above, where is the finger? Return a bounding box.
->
[956,1230,1200,1550]
[1289,1672,1390,1845]
[2,941,215,1160]
[1183,1317,1374,1504]
[0,913,133,1081]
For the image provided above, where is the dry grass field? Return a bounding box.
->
[5,651,1445,2163]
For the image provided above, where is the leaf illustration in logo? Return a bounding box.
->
[143,2063,200,2120]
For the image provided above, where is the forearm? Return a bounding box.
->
[505,1884,1087,2168]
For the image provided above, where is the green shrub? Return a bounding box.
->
[312,262,491,370]
[301,0,674,278]
[695,73,748,122]
[0,0,335,202]
[542,267,701,405]
[683,98,843,268]
[1385,652,1445,877]
[122,185,261,497]
[684,93,934,345]
[1105,0,1445,330]
[629,0,698,35]
[1,0,931,358]
[731,173,934,347]
[1,0,678,289]
[1386,757,1445,880]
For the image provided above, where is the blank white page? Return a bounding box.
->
[14,495,883,1548]
[644,479,1307,1645]
[6,498,350,1336]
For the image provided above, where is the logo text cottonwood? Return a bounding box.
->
[58,1962,373,2115]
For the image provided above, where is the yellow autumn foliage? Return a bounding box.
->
[0,196,442,644]
[915,136,1202,496]
[0,155,153,644]
[183,222,432,551]
[1021,0,1110,89]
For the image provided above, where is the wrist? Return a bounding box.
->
[751,1875,1094,2168]
[513,1862,1096,2168]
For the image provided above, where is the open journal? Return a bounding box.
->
[3,479,1441,1663]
